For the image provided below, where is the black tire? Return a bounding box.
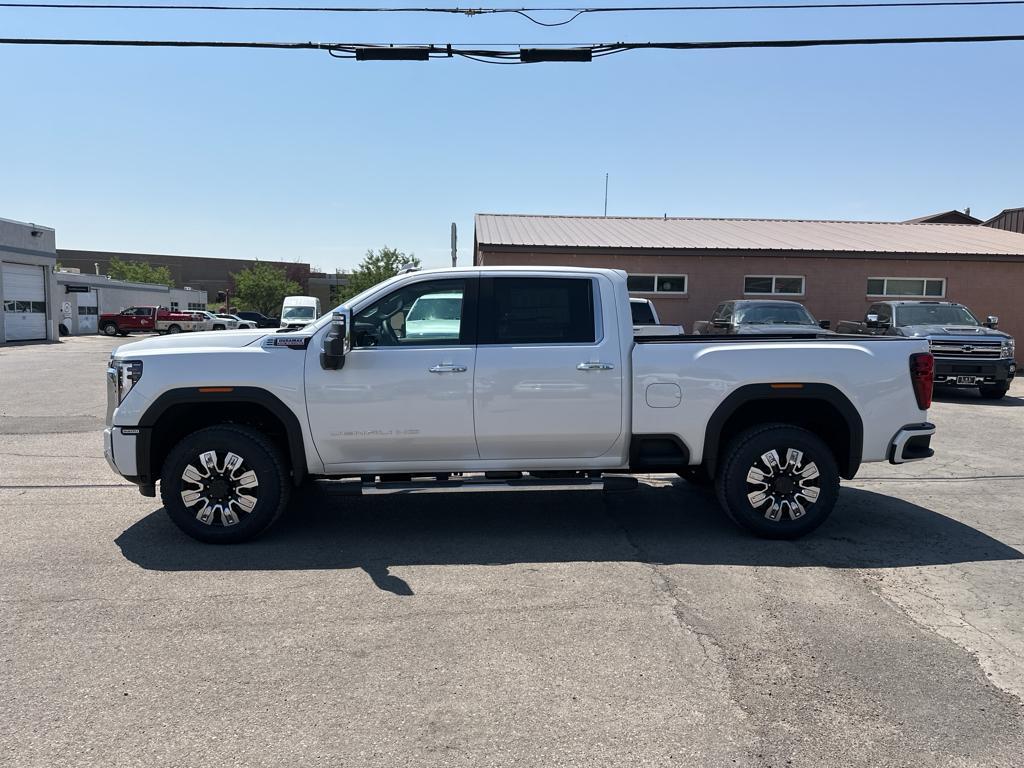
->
[715,423,839,540]
[213,324,225,331]
[160,424,291,544]
[101,321,119,336]
[59,323,70,337]
[677,467,713,486]
[167,324,182,334]
[979,383,1009,400]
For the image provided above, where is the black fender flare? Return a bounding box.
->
[702,383,864,479]
[133,387,308,486]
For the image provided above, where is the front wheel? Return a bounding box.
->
[101,322,119,336]
[715,424,839,539]
[160,425,291,543]
[979,383,1010,399]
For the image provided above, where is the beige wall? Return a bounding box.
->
[477,249,1024,340]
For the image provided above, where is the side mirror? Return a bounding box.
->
[711,319,731,328]
[866,313,881,328]
[985,315,999,329]
[320,311,349,370]
[818,319,831,330]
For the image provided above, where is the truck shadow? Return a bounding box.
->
[934,387,1024,407]
[115,482,1022,595]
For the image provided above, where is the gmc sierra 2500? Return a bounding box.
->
[104,267,936,543]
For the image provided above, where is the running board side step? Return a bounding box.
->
[331,473,639,495]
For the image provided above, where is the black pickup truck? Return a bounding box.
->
[836,300,1016,399]
[693,300,833,336]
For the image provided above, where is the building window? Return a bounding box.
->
[187,302,207,311]
[170,302,179,310]
[77,305,97,315]
[627,274,687,294]
[866,277,945,298]
[744,275,805,295]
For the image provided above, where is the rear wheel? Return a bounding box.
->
[167,324,182,334]
[101,321,118,336]
[979,383,1009,399]
[160,425,291,543]
[715,424,839,539]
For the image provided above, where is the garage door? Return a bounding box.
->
[77,289,98,334]
[2,262,47,341]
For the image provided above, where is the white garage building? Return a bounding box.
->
[1,217,58,344]
[55,270,208,335]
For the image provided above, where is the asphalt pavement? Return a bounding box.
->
[2,335,1023,767]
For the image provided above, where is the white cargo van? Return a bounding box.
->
[280,296,321,330]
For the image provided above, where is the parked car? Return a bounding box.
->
[235,311,279,328]
[280,295,321,330]
[104,267,935,545]
[216,313,255,330]
[99,306,202,337]
[193,311,232,331]
[836,300,1016,399]
[630,297,685,336]
[693,300,833,336]
[189,312,214,332]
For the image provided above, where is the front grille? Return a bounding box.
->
[929,341,1002,359]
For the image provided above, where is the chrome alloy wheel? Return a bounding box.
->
[745,448,821,522]
[180,450,259,526]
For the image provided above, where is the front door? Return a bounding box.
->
[77,290,98,333]
[473,275,624,460]
[305,276,479,469]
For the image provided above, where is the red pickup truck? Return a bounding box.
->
[99,306,202,337]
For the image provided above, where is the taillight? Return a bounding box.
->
[909,352,934,410]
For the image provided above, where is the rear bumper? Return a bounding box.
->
[933,357,1015,386]
[888,422,936,464]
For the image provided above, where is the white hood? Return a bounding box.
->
[113,329,278,355]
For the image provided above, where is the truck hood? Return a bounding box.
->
[738,324,835,335]
[901,324,1010,339]
[113,328,277,355]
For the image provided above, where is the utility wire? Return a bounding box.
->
[1,33,1023,60]
[3,0,1024,24]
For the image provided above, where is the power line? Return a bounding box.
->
[0,33,1022,61]
[2,0,1024,26]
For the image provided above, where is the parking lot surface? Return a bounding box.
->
[2,335,1023,767]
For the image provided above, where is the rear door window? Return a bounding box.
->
[479,277,596,345]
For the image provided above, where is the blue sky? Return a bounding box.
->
[1,2,1022,270]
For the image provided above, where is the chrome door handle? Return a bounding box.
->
[429,364,468,373]
[577,362,615,371]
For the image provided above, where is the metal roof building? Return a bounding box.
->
[474,213,1024,339]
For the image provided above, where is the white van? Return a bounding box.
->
[280,296,321,330]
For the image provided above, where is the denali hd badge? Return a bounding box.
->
[263,336,311,349]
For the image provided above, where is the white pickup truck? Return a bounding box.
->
[104,267,936,544]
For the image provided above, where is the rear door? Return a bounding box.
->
[77,290,98,333]
[473,274,623,460]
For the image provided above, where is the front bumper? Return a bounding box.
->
[933,357,1015,386]
[103,425,156,496]
[889,422,936,464]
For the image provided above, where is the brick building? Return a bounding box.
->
[474,213,1024,339]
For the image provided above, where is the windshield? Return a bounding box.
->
[282,306,316,321]
[736,304,817,325]
[407,295,462,322]
[896,304,979,326]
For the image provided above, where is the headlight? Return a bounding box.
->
[107,358,143,404]
[1002,339,1015,359]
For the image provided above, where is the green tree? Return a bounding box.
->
[231,262,301,316]
[336,247,419,303]
[107,256,175,288]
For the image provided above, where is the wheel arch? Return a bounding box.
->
[134,387,308,489]
[703,383,863,480]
